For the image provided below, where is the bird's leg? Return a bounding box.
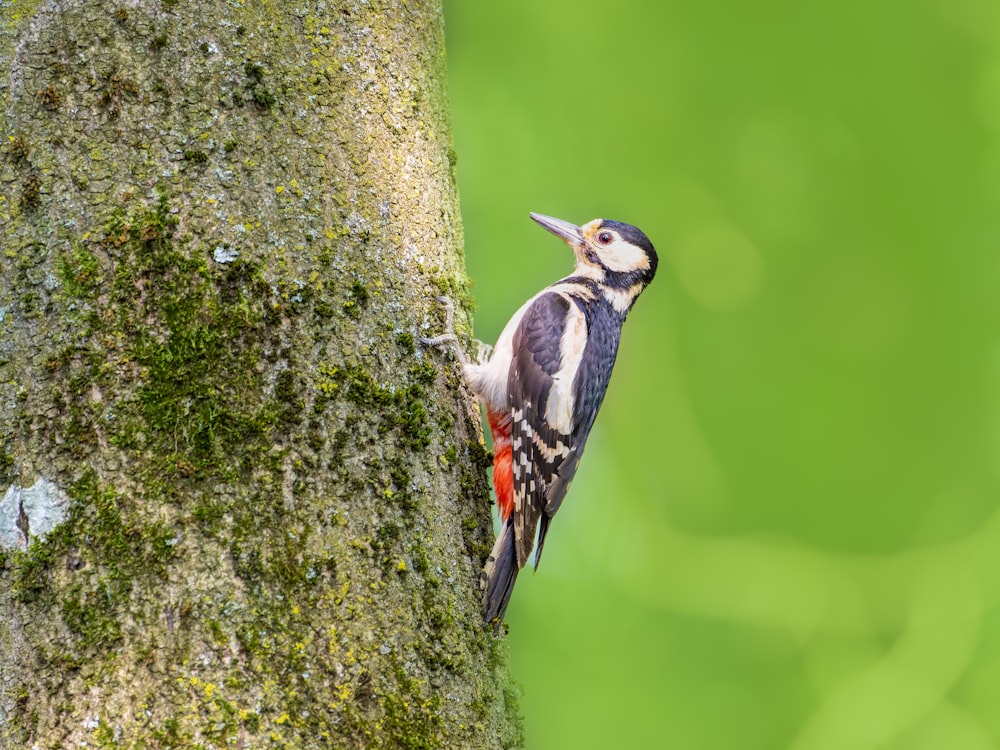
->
[421,296,492,365]
[420,296,463,361]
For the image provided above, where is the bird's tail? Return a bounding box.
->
[481,517,519,627]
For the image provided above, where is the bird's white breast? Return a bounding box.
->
[463,291,545,411]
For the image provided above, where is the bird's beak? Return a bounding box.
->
[530,213,582,246]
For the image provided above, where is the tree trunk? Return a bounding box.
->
[0,1,521,747]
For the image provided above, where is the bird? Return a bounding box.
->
[423,212,657,625]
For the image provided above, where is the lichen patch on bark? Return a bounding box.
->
[0,477,69,550]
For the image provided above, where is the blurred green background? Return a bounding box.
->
[445,0,1000,748]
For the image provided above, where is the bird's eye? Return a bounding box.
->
[597,232,613,245]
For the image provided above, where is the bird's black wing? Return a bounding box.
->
[507,291,579,569]
[533,299,622,566]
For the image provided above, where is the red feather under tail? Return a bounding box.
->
[487,409,513,522]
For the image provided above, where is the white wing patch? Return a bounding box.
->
[544,298,587,435]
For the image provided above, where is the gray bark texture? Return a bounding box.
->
[0,0,523,747]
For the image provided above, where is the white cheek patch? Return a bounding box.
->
[601,240,650,274]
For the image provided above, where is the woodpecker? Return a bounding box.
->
[425,213,657,625]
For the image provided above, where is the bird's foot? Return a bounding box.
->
[421,296,467,364]
[422,296,492,366]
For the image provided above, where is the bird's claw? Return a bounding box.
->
[421,296,492,366]
[421,296,466,363]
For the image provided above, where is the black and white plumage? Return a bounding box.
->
[428,213,657,625]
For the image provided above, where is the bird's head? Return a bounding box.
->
[530,212,658,301]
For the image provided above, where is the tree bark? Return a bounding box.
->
[0,1,521,747]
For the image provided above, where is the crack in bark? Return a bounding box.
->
[14,486,29,546]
